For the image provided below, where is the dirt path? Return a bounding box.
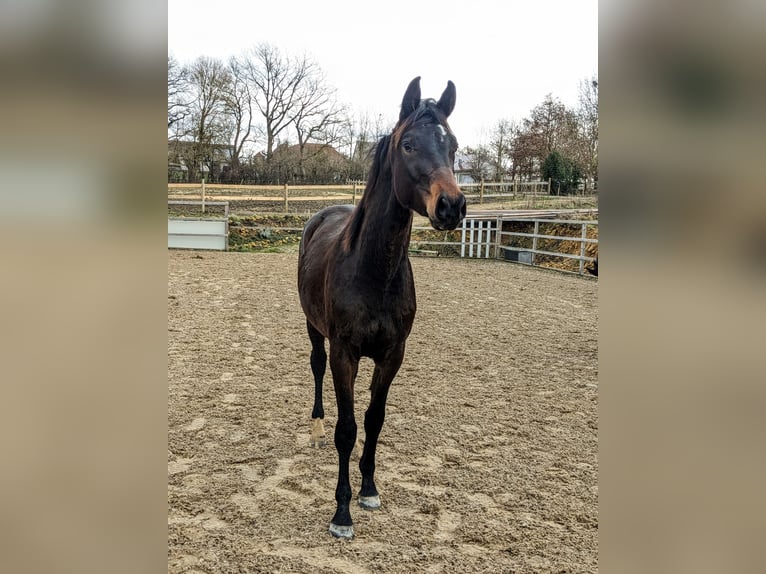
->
[168,252,598,573]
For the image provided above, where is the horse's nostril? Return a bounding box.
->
[437,194,450,218]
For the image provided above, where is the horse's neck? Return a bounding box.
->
[347,175,412,282]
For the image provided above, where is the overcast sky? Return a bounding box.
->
[168,0,597,148]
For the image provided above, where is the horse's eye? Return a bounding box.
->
[402,141,414,153]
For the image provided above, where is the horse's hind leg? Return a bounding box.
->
[359,343,405,509]
[307,321,327,448]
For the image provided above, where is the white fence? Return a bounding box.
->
[168,201,229,251]
[460,219,495,258]
[411,210,598,275]
[497,217,598,275]
[167,199,597,275]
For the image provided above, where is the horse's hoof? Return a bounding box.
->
[310,418,326,448]
[329,522,354,538]
[358,495,381,509]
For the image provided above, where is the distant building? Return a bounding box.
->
[168,140,234,182]
[454,152,478,184]
[270,142,348,184]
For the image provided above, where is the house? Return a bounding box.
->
[269,142,348,183]
[454,151,479,185]
[168,140,235,182]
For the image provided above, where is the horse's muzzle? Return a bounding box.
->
[431,192,466,230]
[426,167,466,230]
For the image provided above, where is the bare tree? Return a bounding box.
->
[222,56,257,179]
[291,70,348,181]
[487,119,516,181]
[239,43,316,161]
[339,110,392,182]
[577,76,598,190]
[178,56,232,181]
[168,55,189,129]
[461,145,492,182]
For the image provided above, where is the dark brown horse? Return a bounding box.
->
[297,77,465,538]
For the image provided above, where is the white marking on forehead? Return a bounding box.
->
[436,124,447,141]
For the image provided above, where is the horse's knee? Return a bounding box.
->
[334,417,357,454]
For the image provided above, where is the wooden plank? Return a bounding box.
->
[168,235,227,251]
[168,219,226,236]
[500,245,596,262]
[168,184,359,193]
[498,231,599,243]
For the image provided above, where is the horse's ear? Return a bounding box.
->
[399,76,421,123]
[437,81,456,118]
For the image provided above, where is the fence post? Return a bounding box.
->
[283,183,289,213]
[547,178,551,195]
[469,219,475,258]
[460,218,467,258]
[479,178,485,205]
[531,220,539,266]
[494,215,502,259]
[579,223,587,275]
[201,178,206,214]
[484,221,491,258]
[477,220,483,257]
[352,182,357,206]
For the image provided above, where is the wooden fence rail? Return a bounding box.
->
[168,181,589,211]
[168,182,364,197]
[167,190,598,275]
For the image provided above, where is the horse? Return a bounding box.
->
[297,76,465,538]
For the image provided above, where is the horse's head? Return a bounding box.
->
[390,77,466,231]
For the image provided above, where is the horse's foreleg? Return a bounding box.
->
[328,345,359,538]
[307,321,327,448]
[359,344,405,509]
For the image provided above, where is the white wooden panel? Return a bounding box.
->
[168,218,227,251]
[168,233,227,251]
[168,219,226,236]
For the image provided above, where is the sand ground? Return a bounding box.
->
[168,251,598,573]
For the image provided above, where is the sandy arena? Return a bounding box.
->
[168,251,598,573]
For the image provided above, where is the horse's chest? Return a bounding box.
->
[331,292,415,349]
[361,309,414,356]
